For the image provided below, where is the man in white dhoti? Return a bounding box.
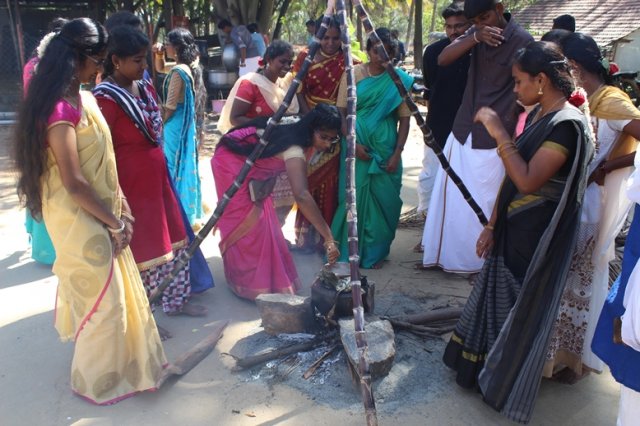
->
[420,0,532,273]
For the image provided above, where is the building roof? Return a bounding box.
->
[513,0,640,47]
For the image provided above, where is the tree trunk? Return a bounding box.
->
[172,0,185,17]
[414,0,423,70]
[163,0,173,32]
[272,0,292,40]
[429,0,438,33]
[406,0,414,49]
[257,0,275,34]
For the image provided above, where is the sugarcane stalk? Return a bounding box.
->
[150,3,338,304]
[351,0,488,227]
[335,1,378,425]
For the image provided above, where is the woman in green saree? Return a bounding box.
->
[331,28,412,269]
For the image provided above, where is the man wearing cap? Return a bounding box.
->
[420,0,532,274]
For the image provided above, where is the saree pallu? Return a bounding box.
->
[294,148,340,251]
[293,49,345,108]
[25,212,56,264]
[42,92,166,405]
[163,65,202,225]
[331,69,413,268]
[293,51,344,250]
[210,134,300,300]
[443,107,592,423]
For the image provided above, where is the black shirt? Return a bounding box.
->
[423,37,471,149]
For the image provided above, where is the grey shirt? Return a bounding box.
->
[220,25,260,59]
[451,14,533,149]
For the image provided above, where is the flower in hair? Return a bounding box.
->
[568,90,586,108]
[258,57,265,67]
[36,32,57,59]
[278,115,301,125]
[609,61,620,75]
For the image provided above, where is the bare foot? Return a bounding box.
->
[468,273,479,286]
[414,263,441,271]
[157,325,173,341]
[552,367,590,384]
[412,242,424,253]
[167,303,208,317]
[370,260,385,270]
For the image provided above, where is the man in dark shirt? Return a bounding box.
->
[421,0,532,274]
[416,2,470,218]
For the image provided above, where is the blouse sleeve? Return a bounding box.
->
[47,99,81,129]
[235,79,257,105]
[541,121,577,157]
[164,71,185,110]
[397,101,411,118]
[281,145,305,161]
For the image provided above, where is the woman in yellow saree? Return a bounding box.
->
[13,18,166,405]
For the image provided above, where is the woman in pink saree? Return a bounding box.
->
[211,104,341,299]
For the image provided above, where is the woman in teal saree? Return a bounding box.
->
[331,28,412,268]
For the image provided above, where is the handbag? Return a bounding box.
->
[248,176,277,202]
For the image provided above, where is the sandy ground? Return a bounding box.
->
[0,118,621,425]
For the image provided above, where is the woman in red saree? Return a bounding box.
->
[292,17,352,253]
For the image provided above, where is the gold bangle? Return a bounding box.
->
[107,219,125,234]
[484,224,494,231]
[154,51,164,57]
[323,240,336,249]
[121,211,134,223]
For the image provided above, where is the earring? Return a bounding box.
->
[116,64,120,70]
[538,85,543,95]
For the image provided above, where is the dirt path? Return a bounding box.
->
[0,121,620,425]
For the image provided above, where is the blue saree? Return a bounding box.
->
[162,65,203,225]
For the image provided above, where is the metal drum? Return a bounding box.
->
[222,44,239,72]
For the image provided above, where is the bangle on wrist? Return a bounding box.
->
[323,240,336,249]
[473,32,480,44]
[107,219,125,234]
[121,211,134,223]
[484,224,494,231]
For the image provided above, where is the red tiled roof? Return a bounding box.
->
[513,0,640,46]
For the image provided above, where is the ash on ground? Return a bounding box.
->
[229,294,457,413]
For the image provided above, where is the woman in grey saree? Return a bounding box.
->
[442,42,593,424]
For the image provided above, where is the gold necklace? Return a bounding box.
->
[532,96,566,123]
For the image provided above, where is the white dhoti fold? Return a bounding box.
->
[421,132,504,273]
[618,384,640,426]
[417,145,439,213]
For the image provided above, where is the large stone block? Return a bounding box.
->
[255,294,315,335]
[339,316,395,379]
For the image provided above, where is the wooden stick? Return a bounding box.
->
[396,307,463,325]
[334,1,378,425]
[150,2,338,304]
[155,320,229,388]
[302,344,340,379]
[231,334,335,371]
[351,0,488,227]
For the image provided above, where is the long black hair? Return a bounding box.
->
[166,27,207,125]
[14,18,108,217]
[513,41,575,99]
[561,32,613,86]
[220,103,342,158]
[102,25,149,79]
[366,27,398,57]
